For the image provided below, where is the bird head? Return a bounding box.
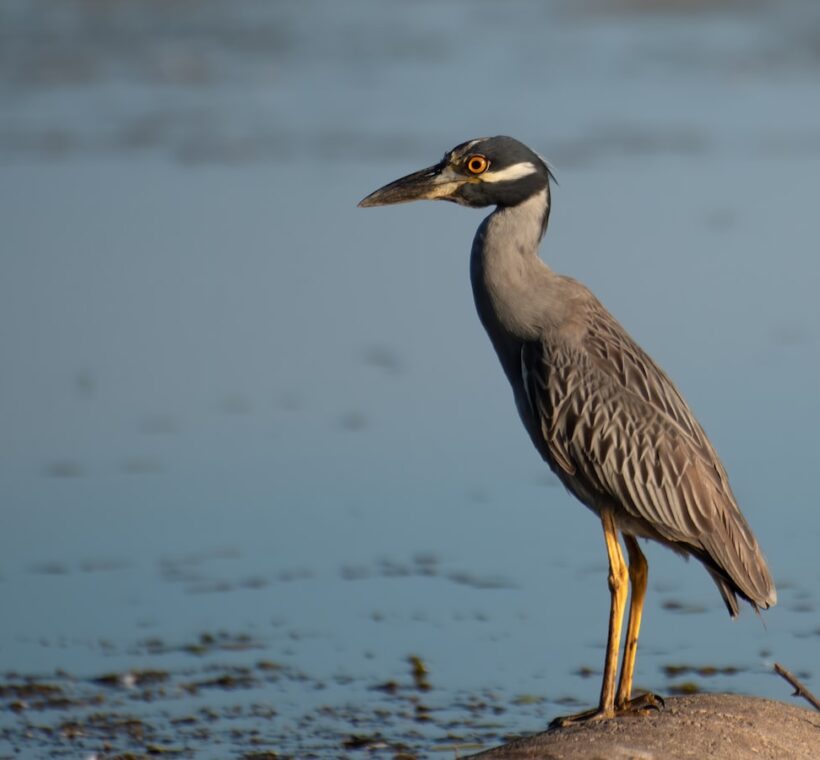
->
[358,136,554,210]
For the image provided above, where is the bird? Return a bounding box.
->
[358,135,776,725]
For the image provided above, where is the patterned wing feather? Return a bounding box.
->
[521,293,776,615]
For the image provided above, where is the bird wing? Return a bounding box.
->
[520,292,775,613]
[581,296,718,456]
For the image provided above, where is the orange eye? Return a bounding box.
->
[466,154,489,175]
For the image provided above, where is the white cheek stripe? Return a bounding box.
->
[481,161,538,183]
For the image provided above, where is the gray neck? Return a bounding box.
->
[470,188,554,349]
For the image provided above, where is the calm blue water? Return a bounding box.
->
[1,1,819,756]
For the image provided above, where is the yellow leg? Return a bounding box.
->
[597,507,629,716]
[615,535,648,708]
[551,507,628,726]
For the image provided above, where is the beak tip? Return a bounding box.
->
[357,192,382,208]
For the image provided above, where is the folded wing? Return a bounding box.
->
[521,292,776,616]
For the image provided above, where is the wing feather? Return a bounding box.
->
[521,288,776,614]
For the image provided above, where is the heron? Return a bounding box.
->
[358,136,776,725]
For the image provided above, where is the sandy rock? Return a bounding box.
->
[469,694,820,760]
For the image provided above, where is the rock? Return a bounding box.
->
[468,694,820,760]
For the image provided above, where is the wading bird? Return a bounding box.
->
[358,136,775,724]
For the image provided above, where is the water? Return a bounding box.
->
[1,1,819,757]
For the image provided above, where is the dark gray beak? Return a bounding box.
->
[358,162,464,207]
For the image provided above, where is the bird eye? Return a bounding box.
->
[466,155,489,175]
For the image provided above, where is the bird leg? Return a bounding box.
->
[615,535,649,709]
[615,535,646,707]
[597,509,629,716]
[551,507,628,727]
[615,535,662,712]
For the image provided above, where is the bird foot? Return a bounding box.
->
[549,707,614,728]
[550,693,664,728]
[617,691,665,715]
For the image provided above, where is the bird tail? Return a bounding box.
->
[705,558,776,619]
[707,570,741,617]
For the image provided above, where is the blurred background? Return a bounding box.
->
[1,0,819,756]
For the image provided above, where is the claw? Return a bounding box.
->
[616,691,665,715]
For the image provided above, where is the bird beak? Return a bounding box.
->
[358,162,464,207]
